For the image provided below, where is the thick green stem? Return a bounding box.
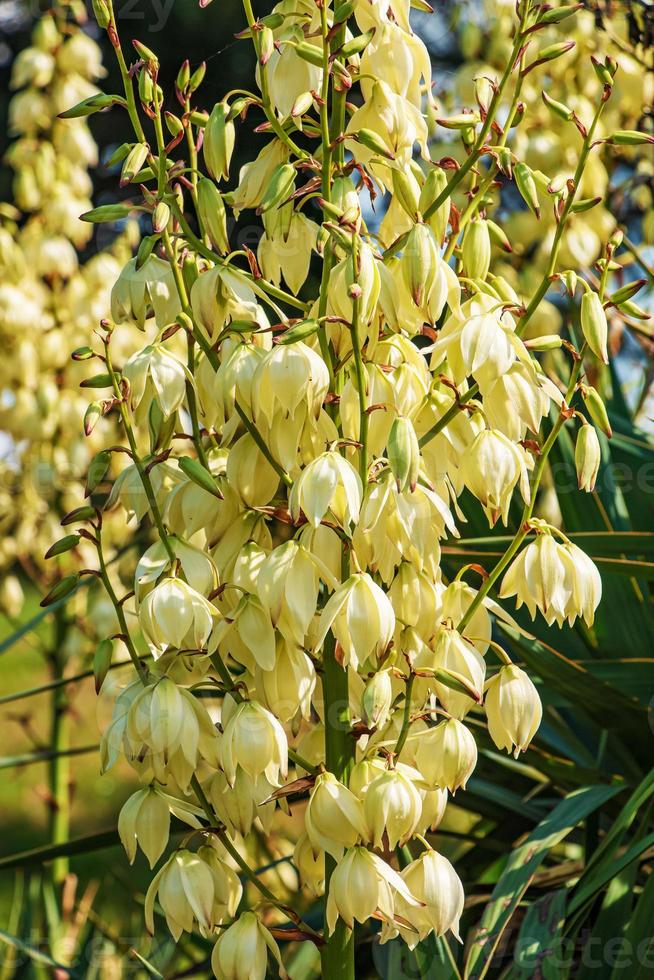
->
[321,636,356,979]
[48,607,69,884]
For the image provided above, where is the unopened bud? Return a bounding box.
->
[84,401,103,436]
[461,219,491,280]
[293,40,323,67]
[165,112,184,137]
[256,163,295,214]
[120,142,149,186]
[176,59,190,93]
[581,385,612,438]
[436,112,480,130]
[401,222,439,307]
[618,299,651,321]
[259,26,274,65]
[362,669,394,729]
[152,201,170,234]
[203,101,235,181]
[355,128,395,160]
[132,39,159,66]
[388,416,420,493]
[580,290,608,364]
[91,0,110,28]
[197,178,229,254]
[542,91,574,121]
[188,62,206,93]
[525,335,563,351]
[138,68,154,103]
[609,130,654,146]
[392,169,421,220]
[514,162,541,218]
[591,55,614,87]
[575,424,601,492]
[420,167,449,239]
[291,90,314,118]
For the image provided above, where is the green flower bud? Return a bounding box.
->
[197,178,229,254]
[581,385,612,438]
[514,162,541,218]
[461,220,491,280]
[580,290,608,364]
[388,416,420,493]
[203,101,235,182]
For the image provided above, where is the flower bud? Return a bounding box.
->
[580,290,608,364]
[581,384,612,438]
[294,832,325,896]
[118,786,171,868]
[575,424,601,492]
[401,222,439,307]
[514,162,540,218]
[305,771,368,859]
[211,912,283,980]
[197,178,229,254]
[392,169,421,220]
[152,201,170,234]
[485,664,542,757]
[461,219,491,280]
[362,668,394,729]
[120,142,149,186]
[220,698,288,786]
[420,167,449,241]
[204,101,235,181]
[91,0,111,28]
[257,162,296,214]
[363,767,423,849]
[388,415,420,493]
[414,718,478,792]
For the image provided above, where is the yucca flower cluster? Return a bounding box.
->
[44,0,651,975]
[0,4,137,590]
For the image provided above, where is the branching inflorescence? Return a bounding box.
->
[43,0,653,976]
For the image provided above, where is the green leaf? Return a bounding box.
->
[569,831,654,917]
[507,889,567,979]
[610,871,654,979]
[0,929,84,978]
[464,784,622,979]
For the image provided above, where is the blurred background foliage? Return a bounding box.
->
[0,0,654,978]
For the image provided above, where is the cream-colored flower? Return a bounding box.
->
[485,664,542,757]
[500,531,602,626]
[314,572,395,670]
